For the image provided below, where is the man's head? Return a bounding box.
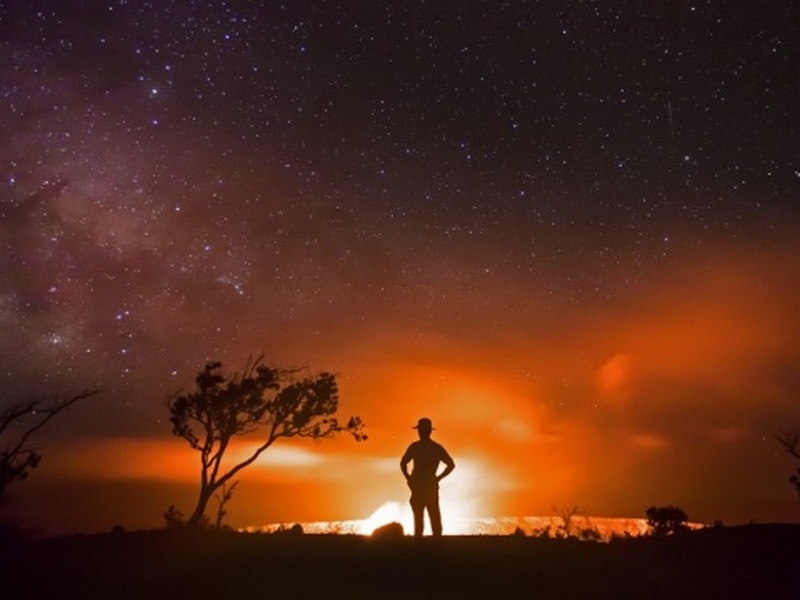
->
[413,417,434,439]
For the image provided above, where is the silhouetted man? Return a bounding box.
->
[400,417,455,537]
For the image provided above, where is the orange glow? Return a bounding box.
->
[22,240,800,532]
[597,353,634,396]
[42,437,198,482]
[356,501,410,534]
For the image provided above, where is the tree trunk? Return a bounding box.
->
[187,485,215,527]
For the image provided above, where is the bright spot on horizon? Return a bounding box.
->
[355,499,482,536]
[356,457,495,535]
[357,501,412,535]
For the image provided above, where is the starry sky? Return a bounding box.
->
[2,1,800,534]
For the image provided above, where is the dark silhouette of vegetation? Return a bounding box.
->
[646,505,689,536]
[514,507,600,540]
[553,505,581,538]
[163,505,190,529]
[213,479,239,529]
[0,390,97,504]
[168,357,366,527]
[776,430,800,503]
[271,523,304,536]
[578,523,602,541]
[529,524,553,538]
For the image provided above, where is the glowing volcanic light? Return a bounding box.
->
[246,457,669,538]
[357,501,412,535]
[355,486,488,536]
[248,508,663,539]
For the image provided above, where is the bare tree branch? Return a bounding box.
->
[1,390,98,502]
[213,479,240,529]
[776,431,800,460]
[776,429,800,503]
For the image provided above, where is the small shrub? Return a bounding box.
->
[164,505,186,529]
[272,523,304,535]
[553,505,581,538]
[580,527,602,541]
[646,505,689,536]
[530,525,552,538]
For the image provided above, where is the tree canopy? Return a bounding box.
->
[168,358,366,526]
[646,505,689,536]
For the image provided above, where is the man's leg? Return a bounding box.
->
[429,493,442,537]
[410,492,425,536]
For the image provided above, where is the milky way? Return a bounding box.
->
[2,2,799,531]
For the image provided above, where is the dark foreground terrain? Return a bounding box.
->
[2,524,798,599]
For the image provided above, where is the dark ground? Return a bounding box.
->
[1,524,798,599]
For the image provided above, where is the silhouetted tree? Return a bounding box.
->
[168,358,366,527]
[646,505,689,536]
[0,390,97,504]
[776,430,800,502]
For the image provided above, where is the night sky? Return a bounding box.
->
[2,1,800,534]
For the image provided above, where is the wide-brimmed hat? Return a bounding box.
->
[413,417,435,430]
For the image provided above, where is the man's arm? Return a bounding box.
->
[400,446,413,482]
[436,448,455,482]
